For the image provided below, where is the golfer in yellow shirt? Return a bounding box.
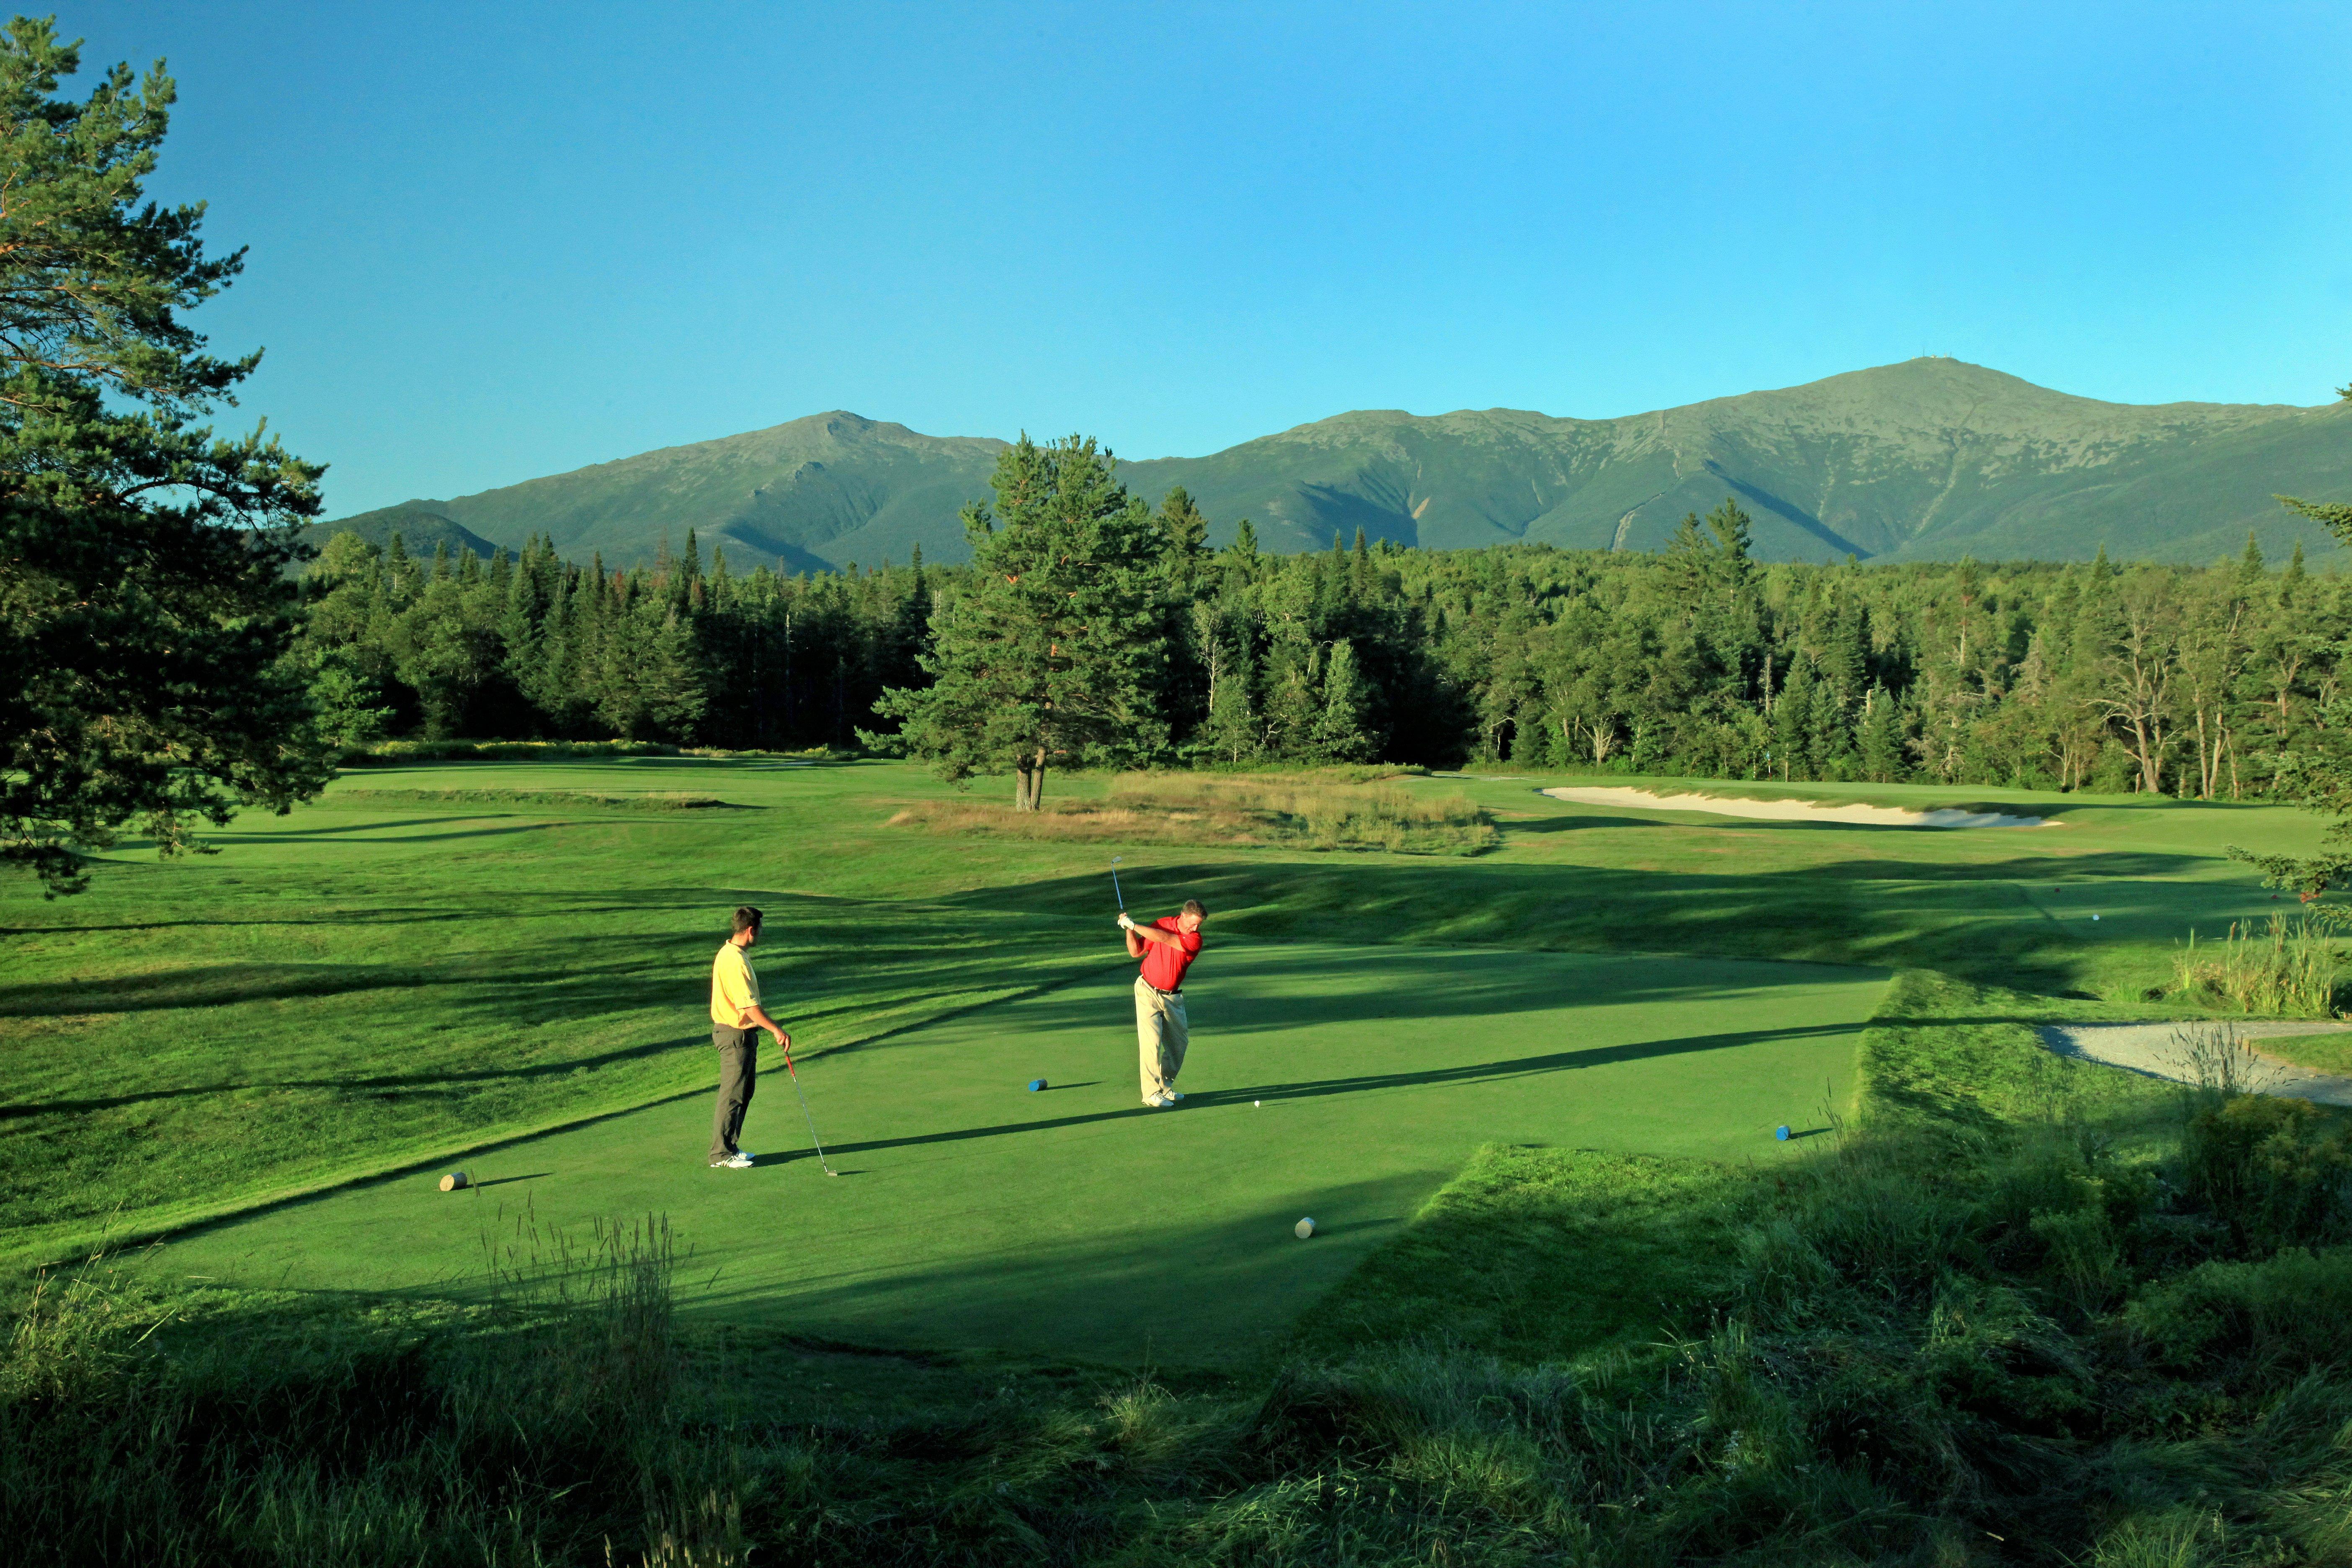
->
[709,905,788,1168]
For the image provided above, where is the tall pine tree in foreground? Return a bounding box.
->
[0,20,329,893]
[869,435,1171,809]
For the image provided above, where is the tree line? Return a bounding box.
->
[13,15,2352,890]
[297,433,2352,807]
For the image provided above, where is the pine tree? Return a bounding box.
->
[0,21,331,892]
[1310,641,1377,762]
[1859,686,1908,781]
[1772,660,1815,779]
[1197,614,1260,766]
[870,435,1172,809]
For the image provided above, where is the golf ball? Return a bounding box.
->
[1295,1217,1315,1239]
[1254,1100,1261,1107]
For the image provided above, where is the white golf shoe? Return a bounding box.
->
[1142,1093,1173,1108]
[710,1152,753,1169]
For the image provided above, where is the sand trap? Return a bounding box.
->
[1539,786,2052,829]
[2037,1021,2352,1108]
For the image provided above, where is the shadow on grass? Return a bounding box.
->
[933,849,2233,993]
[753,1018,1852,1168]
[0,1034,710,1119]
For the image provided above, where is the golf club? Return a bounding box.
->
[1110,855,1125,912]
[777,1038,838,1176]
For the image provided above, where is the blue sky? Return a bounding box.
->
[60,1,2352,517]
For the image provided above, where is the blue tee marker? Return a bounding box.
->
[1028,1079,1047,1092]
[1774,1125,1791,1141]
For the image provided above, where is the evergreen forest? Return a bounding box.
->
[302,484,2352,800]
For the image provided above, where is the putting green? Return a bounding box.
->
[148,941,1885,1367]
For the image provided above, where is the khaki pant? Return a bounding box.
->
[1135,977,1189,1100]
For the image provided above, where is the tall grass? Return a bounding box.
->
[887,771,1497,855]
[0,1214,735,1567]
[13,1111,2352,1564]
[2171,913,2342,1016]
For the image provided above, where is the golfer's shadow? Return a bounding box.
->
[755,1155,864,1176]
[814,1022,1851,1163]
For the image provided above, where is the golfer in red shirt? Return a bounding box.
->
[1121,898,1207,1107]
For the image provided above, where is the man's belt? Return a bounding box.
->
[1143,980,1182,997]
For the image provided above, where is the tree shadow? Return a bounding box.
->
[748,1019,1847,1168]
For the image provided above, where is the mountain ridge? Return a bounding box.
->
[320,360,2352,570]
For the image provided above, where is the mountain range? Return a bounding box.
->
[317,358,2352,570]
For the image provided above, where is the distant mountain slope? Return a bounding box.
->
[301,503,500,562]
[1124,360,2352,562]
[325,362,2352,568]
[423,412,1005,575]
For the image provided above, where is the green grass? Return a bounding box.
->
[1290,1145,1750,1363]
[13,759,2352,1564]
[2243,1030,2352,1076]
[143,942,1879,1366]
[0,760,2317,1275]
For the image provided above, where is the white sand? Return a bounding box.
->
[2037,1021,2352,1108]
[1539,786,2053,829]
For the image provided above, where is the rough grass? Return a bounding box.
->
[2171,913,2343,1017]
[1289,1146,1749,1362]
[886,771,1496,855]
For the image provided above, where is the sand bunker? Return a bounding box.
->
[1539,786,2052,829]
[2037,1021,2352,1109]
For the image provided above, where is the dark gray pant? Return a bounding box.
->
[710,1026,758,1163]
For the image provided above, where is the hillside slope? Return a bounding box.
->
[1127,360,2352,562]
[423,413,1004,574]
[327,361,2352,568]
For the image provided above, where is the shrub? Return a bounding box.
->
[2180,1093,2352,1250]
[2127,1247,2352,1371]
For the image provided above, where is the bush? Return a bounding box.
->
[2127,1247,2352,1372]
[2180,1093,2352,1250]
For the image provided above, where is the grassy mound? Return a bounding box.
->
[332,788,743,810]
[887,771,1496,855]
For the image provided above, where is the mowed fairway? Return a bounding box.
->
[146,943,1879,1366]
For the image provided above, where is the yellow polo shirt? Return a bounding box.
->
[711,941,761,1029]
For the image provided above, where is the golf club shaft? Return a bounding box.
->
[780,1046,836,1174]
[1111,865,1124,910]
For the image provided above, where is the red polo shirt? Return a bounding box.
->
[1138,917,1202,992]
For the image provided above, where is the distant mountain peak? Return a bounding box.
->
[322,362,2352,571]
